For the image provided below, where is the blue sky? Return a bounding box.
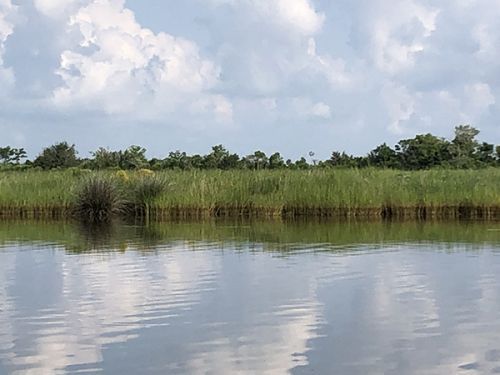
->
[1,0,499,159]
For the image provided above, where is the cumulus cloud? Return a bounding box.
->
[33,0,82,17]
[287,97,332,120]
[47,0,231,123]
[201,0,348,133]
[0,0,16,92]
[381,82,416,134]
[207,0,324,36]
[370,0,439,74]
[0,0,499,156]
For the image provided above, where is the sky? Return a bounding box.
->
[0,0,499,159]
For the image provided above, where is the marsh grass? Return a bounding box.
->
[126,175,169,218]
[73,176,125,223]
[0,169,498,220]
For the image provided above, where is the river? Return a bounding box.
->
[0,220,499,374]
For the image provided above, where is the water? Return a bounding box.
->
[0,220,499,375]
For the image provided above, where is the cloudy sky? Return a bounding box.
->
[0,0,499,159]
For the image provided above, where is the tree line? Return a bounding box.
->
[1,126,499,171]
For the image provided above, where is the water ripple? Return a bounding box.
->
[0,227,499,374]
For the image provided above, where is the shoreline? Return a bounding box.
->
[0,204,499,220]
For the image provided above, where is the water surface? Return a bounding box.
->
[0,220,499,374]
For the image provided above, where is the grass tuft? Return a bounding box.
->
[73,176,125,223]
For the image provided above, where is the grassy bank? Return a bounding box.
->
[0,169,499,220]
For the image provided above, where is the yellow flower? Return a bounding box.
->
[138,169,155,177]
[116,170,129,182]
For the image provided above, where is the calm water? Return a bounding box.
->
[0,220,500,375]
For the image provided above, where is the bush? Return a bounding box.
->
[74,177,125,222]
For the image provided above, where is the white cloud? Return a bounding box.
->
[353,0,439,74]
[0,0,15,92]
[201,0,347,126]
[33,0,82,17]
[463,83,495,119]
[288,97,332,120]
[208,0,324,36]
[267,0,325,35]
[50,0,229,123]
[307,38,354,89]
[382,82,416,134]
[0,0,500,156]
[310,102,331,119]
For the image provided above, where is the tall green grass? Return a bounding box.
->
[0,169,499,219]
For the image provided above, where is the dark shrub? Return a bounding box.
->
[74,177,125,222]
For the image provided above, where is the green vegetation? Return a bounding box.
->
[0,168,498,220]
[74,177,125,223]
[0,125,498,221]
[33,141,79,170]
[1,126,499,172]
[0,146,27,165]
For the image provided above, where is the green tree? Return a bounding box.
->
[294,157,310,170]
[243,151,269,170]
[397,134,450,169]
[120,145,148,170]
[476,142,496,166]
[11,148,27,164]
[0,147,11,163]
[0,147,14,164]
[163,151,190,170]
[203,145,240,169]
[269,152,285,169]
[0,147,27,165]
[368,143,399,168]
[328,151,358,168]
[190,154,204,169]
[91,148,121,169]
[90,146,147,170]
[34,142,79,170]
[449,125,480,168]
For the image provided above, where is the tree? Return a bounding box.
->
[0,147,27,165]
[91,148,121,169]
[449,125,480,168]
[269,152,285,169]
[203,145,240,169]
[327,151,358,168]
[34,142,79,170]
[397,134,450,169]
[0,147,11,163]
[90,146,147,170]
[476,142,495,166]
[10,148,27,164]
[163,151,191,170]
[243,151,269,170]
[120,145,148,170]
[190,154,204,169]
[294,157,310,170]
[368,143,399,168]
